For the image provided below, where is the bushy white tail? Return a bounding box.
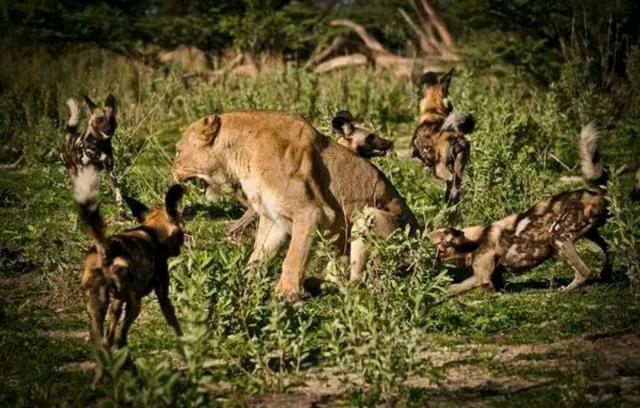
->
[441,111,475,134]
[579,122,606,184]
[66,98,80,133]
[72,166,106,256]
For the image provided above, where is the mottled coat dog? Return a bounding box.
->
[432,123,611,296]
[411,69,474,203]
[62,95,125,216]
[72,167,185,379]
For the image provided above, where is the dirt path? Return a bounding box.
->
[247,330,640,407]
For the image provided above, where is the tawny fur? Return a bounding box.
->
[173,110,417,301]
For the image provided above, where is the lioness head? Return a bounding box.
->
[332,111,393,158]
[172,115,228,201]
[418,69,453,119]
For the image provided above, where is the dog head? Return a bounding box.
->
[84,95,117,140]
[418,69,454,119]
[172,115,229,201]
[123,185,186,257]
[332,111,393,158]
[431,226,480,266]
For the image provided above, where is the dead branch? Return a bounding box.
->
[419,0,455,48]
[399,8,437,54]
[331,19,388,54]
[304,36,348,69]
[315,53,368,73]
[0,153,25,170]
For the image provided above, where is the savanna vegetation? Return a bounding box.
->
[1,0,640,406]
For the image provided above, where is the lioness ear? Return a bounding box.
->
[84,95,97,112]
[199,115,221,145]
[440,68,454,95]
[332,111,355,136]
[104,94,117,118]
[123,196,149,223]
[165,184,185,219]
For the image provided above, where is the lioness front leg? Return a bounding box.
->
[277,208,322,301]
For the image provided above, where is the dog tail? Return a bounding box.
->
[579,122,607,188]
[441,112,475,134]
[66,98,80,135]
[631,166,640,201]
[72,166,107,258]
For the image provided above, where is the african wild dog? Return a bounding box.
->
[62,95,125,217]
[431,123,611,296]
[411,69,475,203]
[72,166,185,381]
[332,111,393,158]
[224,111,395,241]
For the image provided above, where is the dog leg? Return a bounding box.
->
[86,287,109,349]
[155,283,183,338]
[106,299,123,348]
[448,252,495,296]
[107,166,126,219]
[555,240,594,291]
[116,300,141,348]
[584,229,613,282]
[248,215,290,268]
[226,208,258,242]
[277,208,321,302]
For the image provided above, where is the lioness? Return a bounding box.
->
[172,110,417,301]
[224,110,394,241]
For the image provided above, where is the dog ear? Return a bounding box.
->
[84,95,97,112]
[430,228,446,244]
[440,68,454,95]
[420,72,439,88]
[332,111,355,136]
[123,196,149,223]
[165,184,185,219]
[104,94,117,118]
[199,115,221,145]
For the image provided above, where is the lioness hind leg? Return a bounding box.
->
[349,208,398,282]
[554,239,594,291]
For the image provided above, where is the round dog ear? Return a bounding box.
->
[430,228,446,244]
[199,115,221,145]
[84,95,97,112]
[123,195,149,223]
[419,72,439,89]
[332,110,355,136]
[440,68,454,96]
[165,184,185,219]
[104,94,117,115]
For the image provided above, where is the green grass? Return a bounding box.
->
[1,46,640,406]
